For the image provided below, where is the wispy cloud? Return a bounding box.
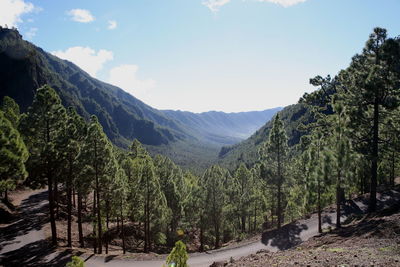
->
[202,0,231,13]
[51,46,113,77]
[108,64,156,100]
[25,27,37,39]
[107,20,117,30]
[256,0,307,8]
[0,0,35,27]
[67,9,94,23]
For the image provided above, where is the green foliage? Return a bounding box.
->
[1,96,21,128]
[0,110,28,192]
[65,256,85,267]
[259,114,288,229]
[165,240,189,267]
[19,85,67,187]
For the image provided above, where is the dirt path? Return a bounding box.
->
[1,189,399,267]
[0,190,72,266]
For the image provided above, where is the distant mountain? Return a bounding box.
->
[0,27,281,170]
[162,108,282,145]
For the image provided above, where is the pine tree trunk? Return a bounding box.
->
[199,226,204,252]
[96,179,102,254]
[48,174,57,246]
[253,204,257,232]
[277,184,282,229]
[336,177,341,228]
[215,221,220,249]
[93,190,97,254]
[77,191,84,248]
[121,201,126,254]
[277,145,282,230]
[318,179,322,233]
[144,174,151,253]
[46,119,57,246]
[391,150,395,187]
[72,187,76,208]
[248,215,251,233]
[67,165,72,247]
[369,101,379,212]
[54,178,59,219]
[105,201,109,254]
[241,215,246,233]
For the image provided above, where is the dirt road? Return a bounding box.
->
[1,189,399,267]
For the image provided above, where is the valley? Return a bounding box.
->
[1,1,400,267]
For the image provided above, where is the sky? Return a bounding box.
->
[1,0,400,113]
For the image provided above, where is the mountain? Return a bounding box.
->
[0,27,280,171]
[0,27,187,148]
[162,108,282,145]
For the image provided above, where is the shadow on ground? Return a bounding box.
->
[0,191,48,249]
[261,222,309,250]
[0,191,74,267]
[0,240,79,267]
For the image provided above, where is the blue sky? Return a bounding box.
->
[1,0,400,112]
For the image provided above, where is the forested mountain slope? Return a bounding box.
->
[218,102,314,170]
[0,27,280,170]
[0,27,186,148]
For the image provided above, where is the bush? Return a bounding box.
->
[65,256,85,267]
[165,240,188,267]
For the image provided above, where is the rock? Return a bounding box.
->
[256,249,269,254]
[209,261,227,267]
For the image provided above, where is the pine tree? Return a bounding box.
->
[0,111,28,201]
[234,163,252,233]
[154,155,185,246]
[123,140,169,252]
[19,85,67,246]
[338,28,400,212]
[201,165,228,249]
[80,115,117,254]
[58,107,87,247]
[1,96,21,129]
[259,114,288,229]
[328,99,352,228]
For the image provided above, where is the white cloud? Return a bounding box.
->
[51,47,113,77]
[202,0,231,13]
[0,0,35,27]
[25,27,37,39]
[107,20,117,30]
[257,0,307,8]
[67,9,94,23]
[108,64,156,100]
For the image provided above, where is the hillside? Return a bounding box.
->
[218,103,314,169]
[0,27,185,148]
[0,27,280,170]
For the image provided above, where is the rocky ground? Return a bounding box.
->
[224,203,400,267]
